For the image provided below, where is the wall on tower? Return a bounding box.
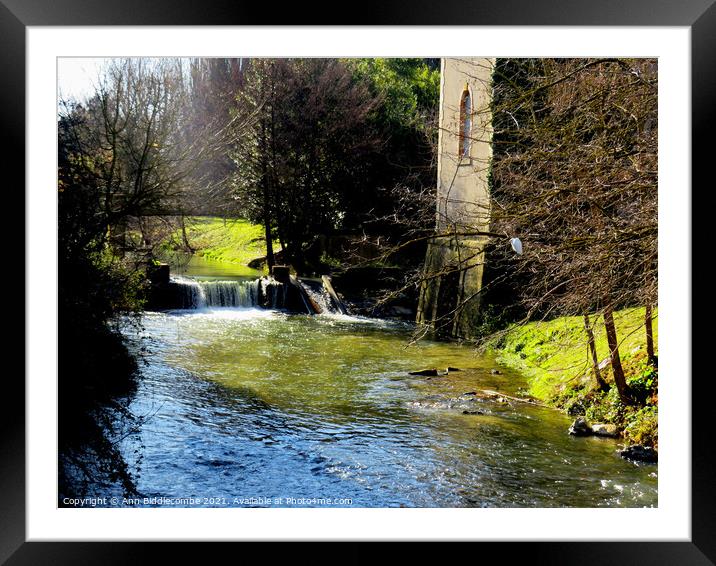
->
[417,57,495,338]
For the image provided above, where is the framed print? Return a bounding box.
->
[6,0,711,562]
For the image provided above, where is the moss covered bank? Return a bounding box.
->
[487,307,658,448]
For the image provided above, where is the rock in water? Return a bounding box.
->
[568,417,592,436]
[619,445,658,463]
[409,369,440,376]
[591,423,620,438]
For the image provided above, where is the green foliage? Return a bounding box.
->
[623,405,658,447]
[626,361,658,405]
[584,386,628,425]
[489,306,657,401]
[319,252,344,269]
[348,58,440,130]
[471,303,512,340]
[159,216,266,268]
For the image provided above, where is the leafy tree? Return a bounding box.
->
[230,58,380,273]
[346,58,440,233]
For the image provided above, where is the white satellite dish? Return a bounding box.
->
[510,237,523,255]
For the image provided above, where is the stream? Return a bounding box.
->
[116,258,657,507]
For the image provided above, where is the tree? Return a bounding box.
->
[230,58,381,273]
[488,58,657,402]
[58,57,238,496]
[183,57,247,217]
[345,58,440,238]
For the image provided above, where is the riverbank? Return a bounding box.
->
[486,307,658,448]
[163,216,267,268]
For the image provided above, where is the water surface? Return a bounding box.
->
[118,274,657,508]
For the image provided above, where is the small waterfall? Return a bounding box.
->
[171,276,260,308]
[168,275,349,315]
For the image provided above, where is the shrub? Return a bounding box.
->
[623,405,658,448]
[626,364,658,406]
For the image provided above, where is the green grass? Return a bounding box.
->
[487,306,659,447]
[182,217,266,266]
[489,307,658,401]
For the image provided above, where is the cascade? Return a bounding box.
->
[171,276,260,308]
[169,275,348,315]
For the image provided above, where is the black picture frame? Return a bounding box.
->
[5,1,709,563]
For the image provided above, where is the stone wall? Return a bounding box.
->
[417,58,495,338]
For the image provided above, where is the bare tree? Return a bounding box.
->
[229,58,381,274]
[359,58,657,404]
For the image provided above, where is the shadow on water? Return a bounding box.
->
[58,325,142,503]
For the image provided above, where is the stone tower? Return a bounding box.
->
[417,58,495,338]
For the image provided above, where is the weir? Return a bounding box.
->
[162,274,348,315]
[171,276,260,308]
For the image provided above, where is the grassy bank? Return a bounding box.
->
[487,307,658,447]
[158,216,267,268]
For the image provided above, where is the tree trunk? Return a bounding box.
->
[260,118,275,274]
[180,214,194,253]
[263,207,275,274]
[261,167,275,274]
[603,302,630,404]
[645,303,656,366]
[584,313,607,391]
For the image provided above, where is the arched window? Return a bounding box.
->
[458,88,472,158]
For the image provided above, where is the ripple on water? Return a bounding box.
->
[116,307,657,508]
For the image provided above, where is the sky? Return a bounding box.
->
[57,57,114,104]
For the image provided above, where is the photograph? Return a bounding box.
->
[57,55,660,509]
[5,3,707,557]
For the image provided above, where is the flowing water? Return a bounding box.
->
[117,261,657,508]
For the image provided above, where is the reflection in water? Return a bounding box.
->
[173,255,263,280]
[118,300,657,508]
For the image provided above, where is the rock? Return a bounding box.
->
[462,410,485,415]
[568,417,592,436]
[409,368,440,376]
[447,367,461,372]
[460,391,477,397]
[490,369,501,375]
[591,423,620,438]
[388,305,414,317]
[619,445,658,463]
